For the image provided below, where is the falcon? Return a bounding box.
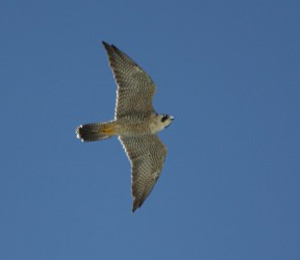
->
[76,41,174,212]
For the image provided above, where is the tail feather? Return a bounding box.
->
[76,122,117,142]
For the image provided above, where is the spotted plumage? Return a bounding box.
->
[76,41,174,212]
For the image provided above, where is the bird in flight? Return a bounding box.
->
[76,41,174,212]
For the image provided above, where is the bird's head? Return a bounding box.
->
[160,114,174,127]
[155,114,174,129]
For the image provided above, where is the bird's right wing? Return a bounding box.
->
[119,134,167,212]
[102,42,156,119]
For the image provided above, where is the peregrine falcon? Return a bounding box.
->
[76,41,174,212]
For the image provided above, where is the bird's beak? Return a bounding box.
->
[170,116,174,120]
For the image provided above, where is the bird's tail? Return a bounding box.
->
[76,121,118,142]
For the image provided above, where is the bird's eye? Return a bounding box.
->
[161,115,168,122]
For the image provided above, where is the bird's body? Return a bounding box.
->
[76,42,173,212]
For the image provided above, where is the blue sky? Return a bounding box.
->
[1,0,300,259]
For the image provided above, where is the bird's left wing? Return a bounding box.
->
[102,41,156,119]
[119,134,167,212]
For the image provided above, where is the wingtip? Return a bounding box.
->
[102,41,119,52]
[132,199,139,213]
[132,202,138,213]
[102,41,109,47]
[132,197,146,212]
